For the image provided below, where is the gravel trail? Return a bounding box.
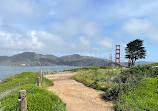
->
[45,72,113,111]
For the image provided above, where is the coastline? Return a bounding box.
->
[0,65,82,81]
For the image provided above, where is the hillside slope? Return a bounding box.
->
[0,52,114,67]
[0,72,66,111]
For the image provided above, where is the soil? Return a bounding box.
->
[44,72,113,111]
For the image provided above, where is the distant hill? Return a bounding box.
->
[0,52,119,67]
[135,61,153,65]
[120,61,154,67]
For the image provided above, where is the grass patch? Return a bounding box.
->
[0,72,39,94]
[0,84,66,111]
[0,72,66,111]
[149,62,158,67]
[116,78,158,111]
[67,66,112,72]
[41,76,54,88]
[71,69,121,91]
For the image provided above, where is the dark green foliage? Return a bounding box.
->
[105,84,126,100]
[100,66,112,69]
[118,65,158,82]
[125,39,146,67]
[106,65,158,100]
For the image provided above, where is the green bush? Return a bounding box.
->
[105,65,158,100]
[118,65,158,83]
[100,66,112,69]
[148,62,158,67]
[71,69,121,91]
[67,66,107,72]
[115,78,158,111]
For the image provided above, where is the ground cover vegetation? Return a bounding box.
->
[148,62,158,67]
[71,64,158,111]
[67,66,112,72]
[0,72,66,111]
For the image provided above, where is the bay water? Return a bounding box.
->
[0,66,82,81]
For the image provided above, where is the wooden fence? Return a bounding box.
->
[16,70,43,111]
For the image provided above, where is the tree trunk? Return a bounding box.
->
[131,58,135,67]
[128,59,132,67]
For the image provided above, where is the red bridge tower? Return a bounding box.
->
[115,45,120,63]
[109,54,112,62]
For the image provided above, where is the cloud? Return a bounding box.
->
[33,31,113,54]
[0,0,51,32]
[0,0,158,61]
[123,18,158,42]
[123,19,152,35]
[0,29,114,56]
[0,0,50,20]
[52,0,90,18]
[70,36,92,53]
[98,0,158,20]
[0,31,43,51]
[48,17,113,54]
[49,19,101,39]
[99,38,113,50]
[0,0,117,56]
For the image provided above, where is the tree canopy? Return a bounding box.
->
[125,39,146,67]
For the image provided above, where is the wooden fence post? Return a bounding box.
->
[48,66,49,74]
[40,73,42,82]
[19,90,27,111]
[38,70,43,82]
[37,77,41,87]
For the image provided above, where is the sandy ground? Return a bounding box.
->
[44,72,113,111]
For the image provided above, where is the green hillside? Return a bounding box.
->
[0,72,66,111]
[0,52,112,67]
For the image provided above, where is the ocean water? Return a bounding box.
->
[0,66,82,81]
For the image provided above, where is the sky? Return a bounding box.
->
[0,0,158,62]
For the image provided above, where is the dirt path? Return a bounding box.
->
[45,72,113,111]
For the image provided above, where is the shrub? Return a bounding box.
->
[100,66,112,69]
[148,62,158,67]
[71,68,121,91]
[105,65,158,100]
[115,78,158,111]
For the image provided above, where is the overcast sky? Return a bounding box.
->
[0,0,158,62]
